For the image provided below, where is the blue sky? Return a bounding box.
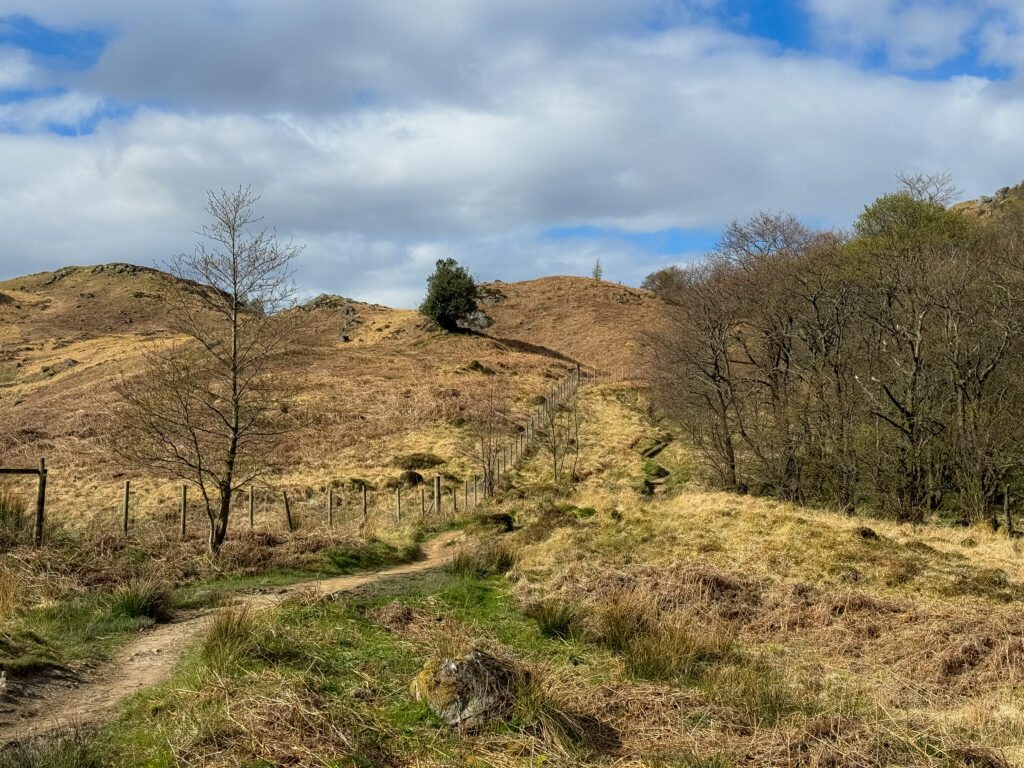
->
[1,1,1024,305]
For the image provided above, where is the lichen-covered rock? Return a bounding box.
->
[409,649,522,725]
[456,310,493,331]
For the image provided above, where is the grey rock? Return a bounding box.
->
[409,649,523,725]
[456,310,493,332]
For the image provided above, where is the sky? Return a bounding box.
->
[2,1,1024,307]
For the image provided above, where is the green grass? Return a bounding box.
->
[0,728,102,768]
[0,593,156,673]
[324,539,420,574]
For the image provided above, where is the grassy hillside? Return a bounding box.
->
[0,265,658,532]
[23,380,1016,766]
[480,276,661,373]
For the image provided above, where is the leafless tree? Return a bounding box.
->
[114,187,304,554]
[461,378,513,496]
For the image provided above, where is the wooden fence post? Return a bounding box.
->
[465,479,469,510]
[328,488,334,527]
[452,487,457,516]
[180,484,187,538]
[396,488,402,522]
[361,484,368,530]
[249,487,255,529]
[420,486,426,517]
[283,490,294,531]
[122,480,130,534]
[474,476,478,505]
[33,458,46,547]
[434,476,441,517]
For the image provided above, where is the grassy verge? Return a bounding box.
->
[0,533,425,676]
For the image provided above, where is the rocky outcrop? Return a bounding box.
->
[456,310,493,332]
[409,649,524,725]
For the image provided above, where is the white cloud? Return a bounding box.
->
[0,3,1023,307]
[0,46,33,89]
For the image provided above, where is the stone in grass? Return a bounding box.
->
[642,460,670,479]
[410,649,524,725]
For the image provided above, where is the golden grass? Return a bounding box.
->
[494,384,1024,765]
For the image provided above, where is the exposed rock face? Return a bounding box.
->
[477,285,506,306]
[456,310,493,332]
[409,649,522,725]
[301,294,359,312]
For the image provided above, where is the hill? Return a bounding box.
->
[479,276,662,373]
[0,265,657,530]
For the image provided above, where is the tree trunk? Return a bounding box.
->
[209,484,231,555]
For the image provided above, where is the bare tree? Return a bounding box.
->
[896,171,960,207]
[114,187,303,554]
[461,378,512,496]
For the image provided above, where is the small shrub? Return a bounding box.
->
[110,575,172,622]
[392,453,445,471]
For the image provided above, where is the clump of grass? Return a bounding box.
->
[0,727,101,768]
[706,662,801,727]
[449,540,518,577]
[0,566,23,620]
[0,489,27,545]
[588,587,653,652]
[510,668,596,755]
[622,616,735,683]
[109,575,172,622]
[200,605,262,670]
[524,597,584,640]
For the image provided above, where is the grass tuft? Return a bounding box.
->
[109,575,172,622]
[448,540,518,577]
[0,728,101,768]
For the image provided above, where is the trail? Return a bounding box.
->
[0,530,464,744]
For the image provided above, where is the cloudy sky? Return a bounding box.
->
[2,1,1023,306]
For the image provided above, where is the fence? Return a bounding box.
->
[4,361,635,545]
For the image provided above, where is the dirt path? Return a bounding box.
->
[0,530,464,744]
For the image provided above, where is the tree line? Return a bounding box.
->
[645,175,1024,525]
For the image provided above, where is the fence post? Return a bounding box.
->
[328,488,334,527]
[451,486,457,517]
[283,490,294,531]
[474,476,478,505]
[361,484,368,530]
[180,484,187,538]
[122,480,130,535]
[420,486,425,517]
[33,458,46,547]
[249,487,255,529]
[434,475,441,517]
[396,487,402,522]
[465,479,469,510]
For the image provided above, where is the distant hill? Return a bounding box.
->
[952,180,1024,220]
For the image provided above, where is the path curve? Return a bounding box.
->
[0,530,464,744]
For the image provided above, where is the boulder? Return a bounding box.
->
[456,310,493,332]
[410,649,523,725]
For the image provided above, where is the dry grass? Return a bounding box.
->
[0,267,593,535]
